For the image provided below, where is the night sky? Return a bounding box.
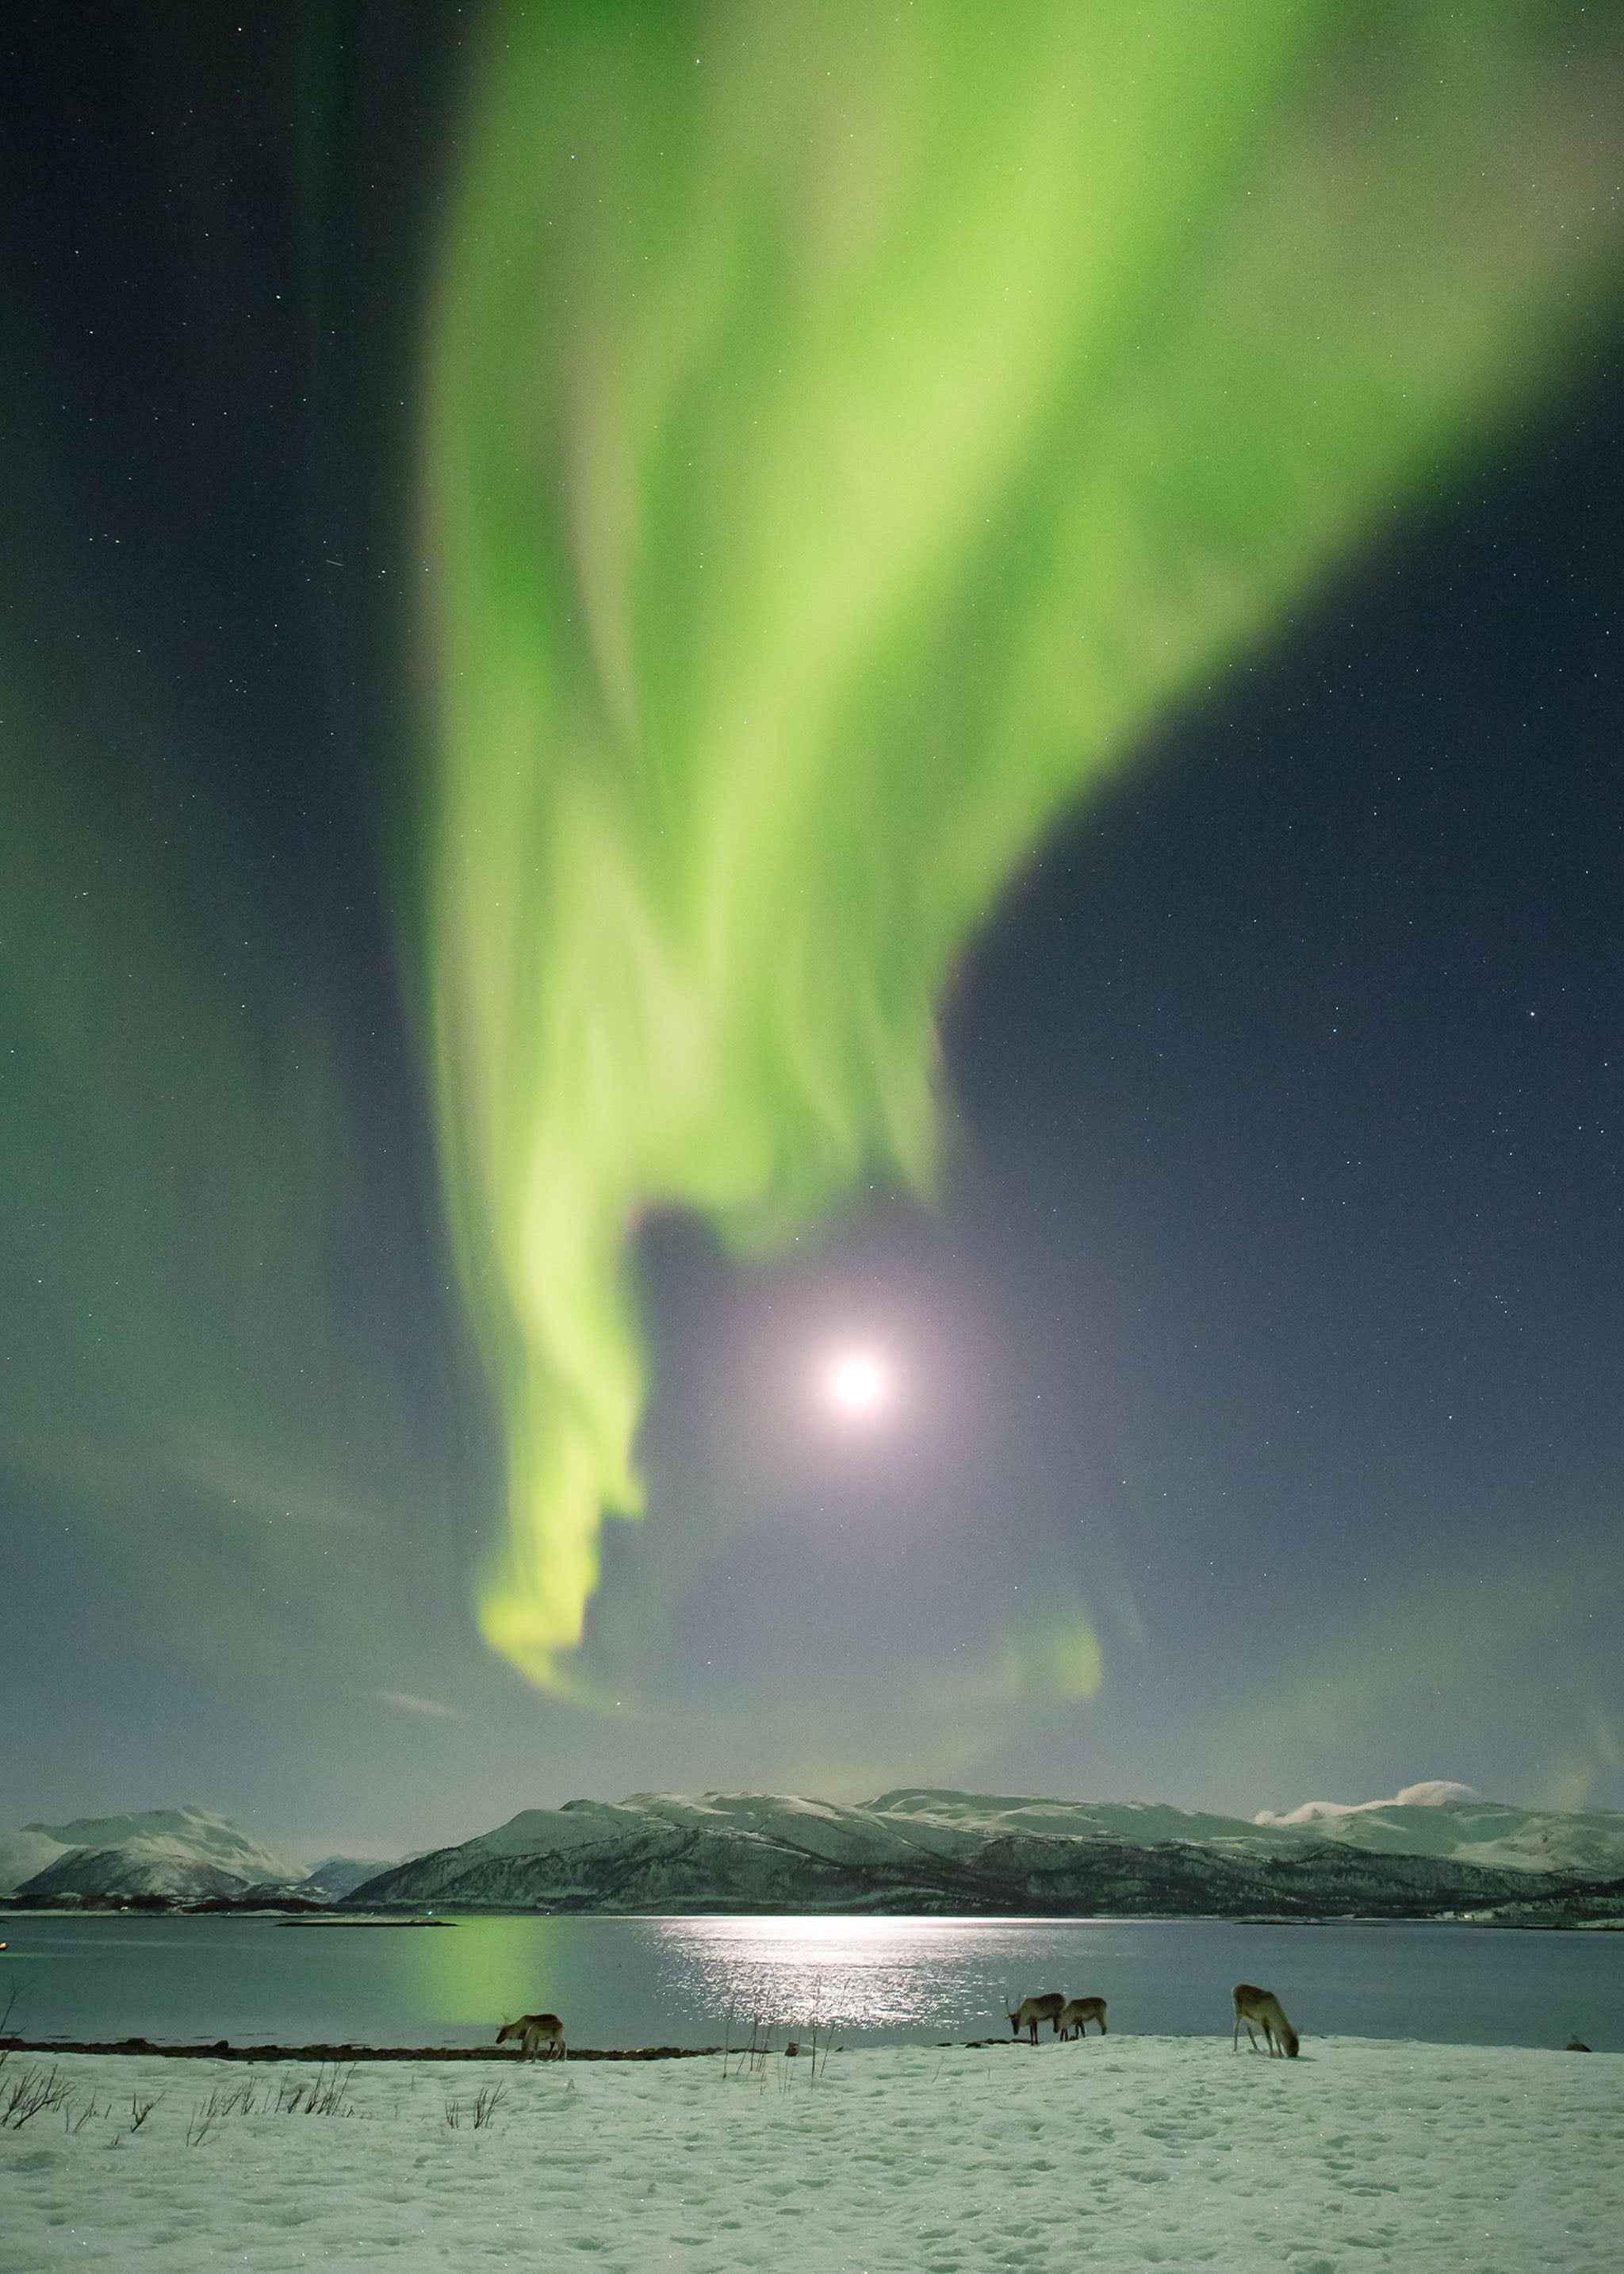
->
[3,3,1622,1862]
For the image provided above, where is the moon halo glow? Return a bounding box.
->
[823,1352,891,1418]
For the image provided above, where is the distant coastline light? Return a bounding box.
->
[825,1351,890,1417]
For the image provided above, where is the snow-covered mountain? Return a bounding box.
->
[2,1808,293,1903]
[346,1786,1624,1917]
[1245,1781,1624,1876]
[0,1826,74,1896]
[867,1783,1624,1877]
[11,1784,1620,1914]
[236,1856,399,1905]
[284,1855,396,1904]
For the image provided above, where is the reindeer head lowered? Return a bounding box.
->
[496,2012,565,2058]
[1006,1993,1067,2042]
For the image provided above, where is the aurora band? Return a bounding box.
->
[418,0,1624,1689]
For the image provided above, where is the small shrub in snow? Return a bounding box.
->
[2,2063,71,2130]
[273,2064,355,2117]
[185,2094,221,2147]
[444,2082,508,2130]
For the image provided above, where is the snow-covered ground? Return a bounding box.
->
[2,2037,1616,2272]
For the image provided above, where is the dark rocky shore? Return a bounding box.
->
[0,2034,721,2061]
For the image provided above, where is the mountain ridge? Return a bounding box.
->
[8,1786,1622,1914]
[344,1785,1624,1919]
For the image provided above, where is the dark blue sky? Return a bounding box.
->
[2,4,1620,1855]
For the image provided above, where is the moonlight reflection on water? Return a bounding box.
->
[2,1914,1620,2051]
[654,1915,1009,2034]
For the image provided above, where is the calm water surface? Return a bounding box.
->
[2,1915,1619,2052]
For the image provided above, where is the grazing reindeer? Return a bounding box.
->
[1232,1984,1298,2057]
[1056,1996,1107,2039]
[496,2011,565,2061]
[1007,1992,1067,2044]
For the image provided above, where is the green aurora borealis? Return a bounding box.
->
[4,2,1624,1843]
[421,0,1624,1687]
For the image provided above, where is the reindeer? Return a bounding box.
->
[1232,1984,1298,2057]
[1007,1992,1067,2044]
[1056,1996,1107,2039]
[496,2011,565,2060]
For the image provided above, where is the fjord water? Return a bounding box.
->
[2,1915,1620,2053]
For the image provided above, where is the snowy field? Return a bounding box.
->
[2,2038,1618,2274]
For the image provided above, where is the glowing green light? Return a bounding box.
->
[419,0,1623,1689]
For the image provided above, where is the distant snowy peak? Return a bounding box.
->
[21,1847,255,1904]
[1249,1785,1624,1875]
[3,1807,294,1901]
[0,1827,72,1898]
[285,1857,395,1904]
[1257,1781,1482,1824]
[22,1807,288,1874]
[861,1791,1292,1853]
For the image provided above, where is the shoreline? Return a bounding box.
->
[6,1896,1622,1928]
[6,2029,1613,2066]
[0,2034,724,2061]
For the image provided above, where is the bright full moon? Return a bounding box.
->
[825,1352,890,1417]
